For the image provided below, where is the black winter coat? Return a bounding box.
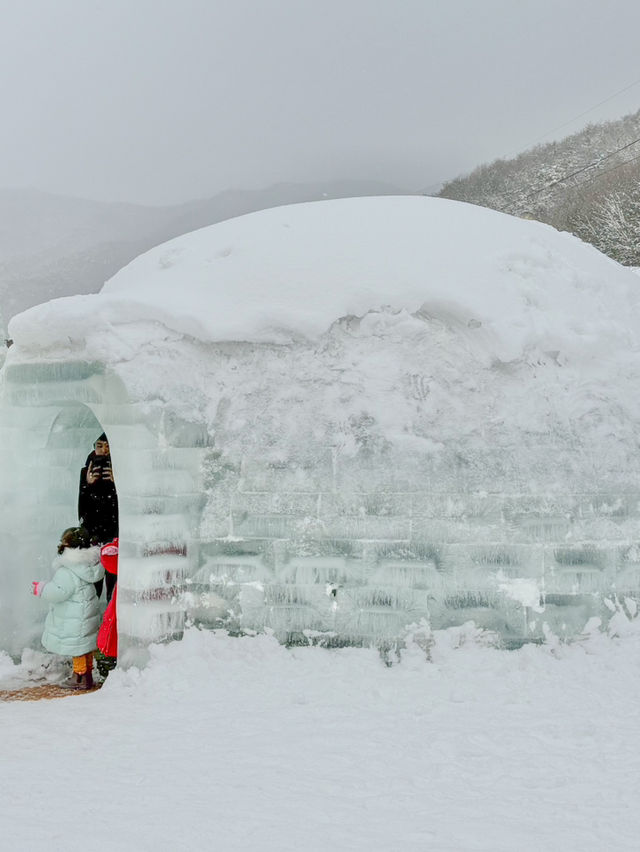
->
[78,451,119,544]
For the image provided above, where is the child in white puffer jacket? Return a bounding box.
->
[32,526,104,690]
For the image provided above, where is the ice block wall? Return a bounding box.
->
[185,323,640,650]
[191,457,640,649]
[2,308,640,660]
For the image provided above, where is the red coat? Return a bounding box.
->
[97,538,118,657]
[97,586,118,657]
[100,538,118,575]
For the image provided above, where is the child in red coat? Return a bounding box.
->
[96,538,118,677]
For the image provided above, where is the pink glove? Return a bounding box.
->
[32,581,44,596]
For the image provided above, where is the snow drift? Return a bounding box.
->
[9,195,639,363]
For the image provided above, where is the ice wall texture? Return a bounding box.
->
[3,197,640,656]
[182,312,640,649]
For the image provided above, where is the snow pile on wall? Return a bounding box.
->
[8,195,640,479]
[8,195,639,363]
[9,194,635,503]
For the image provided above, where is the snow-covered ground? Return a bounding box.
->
[2,625,640,852]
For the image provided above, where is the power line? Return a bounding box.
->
[502,74,640,160]
[501,132,640,213]
[431,73,640,197]
[569,149,640,193]
[508,151,640,213]
[533,133,640,191]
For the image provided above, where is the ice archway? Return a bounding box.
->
[0,361,200,661]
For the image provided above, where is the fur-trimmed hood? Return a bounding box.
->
[52,546,102,583]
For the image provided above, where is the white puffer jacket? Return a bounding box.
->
[40,546,104,656]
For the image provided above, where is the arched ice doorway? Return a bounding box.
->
[0,402,112,657]
[0,356,205,663]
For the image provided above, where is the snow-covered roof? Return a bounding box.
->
[8,195,640,365]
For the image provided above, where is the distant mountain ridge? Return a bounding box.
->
[0,180,407,332]
[437,107,640,266]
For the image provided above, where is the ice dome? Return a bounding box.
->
[2,196,640,661]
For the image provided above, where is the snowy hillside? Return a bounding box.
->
[438,107,640,267]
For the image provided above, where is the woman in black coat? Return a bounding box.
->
[78,433,119,599]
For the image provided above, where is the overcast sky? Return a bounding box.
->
[2,0,640,206]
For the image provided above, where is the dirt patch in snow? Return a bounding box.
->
[0,683,102,702]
